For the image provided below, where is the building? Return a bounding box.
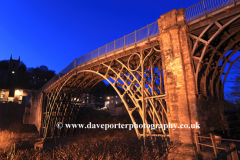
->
[70,94,105,108]
[0,89,29,104]
[0,55,20,88]
[105,94,129,117]
[0,89,31,119]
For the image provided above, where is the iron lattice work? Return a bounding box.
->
[41,43,168,139]
[188,12,240,98]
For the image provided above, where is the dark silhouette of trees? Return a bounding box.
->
[0,60,9,70]
[89,81,107,95]
[88,81,124,96]
[27,65,55,89]
[16,62,28,88]
[0,60,56,89]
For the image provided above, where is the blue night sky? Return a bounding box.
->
[0,0,200,73]
[0,0,239,100]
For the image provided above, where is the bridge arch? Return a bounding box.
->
[189,13,240,99]
[41,44,168,139]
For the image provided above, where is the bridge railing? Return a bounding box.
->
[38,21,159,93]
[185,0,238,22]
[39,0,239,93]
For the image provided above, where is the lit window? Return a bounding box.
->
[107,97,110,100]
[116,101,118,104]
[45,79,47,81]
[12,71,15,74]
[0,91,5,98]
[19,95,22,100]
[20,90,23,94]
[100,97,102,99]
[8,97,14,102]
[15,90,20,95]
[116,96,118,98]
[127,99,129,102]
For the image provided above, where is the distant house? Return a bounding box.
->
[70,94,105,108]
[0,88,30,104]
[0,88,31,118]
[105,94,129,117]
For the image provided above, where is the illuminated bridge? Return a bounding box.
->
[24,0,240,157]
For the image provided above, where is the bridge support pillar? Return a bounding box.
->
[158,8,198,158]
[23,92,43,135]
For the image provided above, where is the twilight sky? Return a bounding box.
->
[0,0,201,73]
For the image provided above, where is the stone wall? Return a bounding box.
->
[196,95,228,134]
[23,92,43,132]
[158,8,197,145]
[0,103,25,118]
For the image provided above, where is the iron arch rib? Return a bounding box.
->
[189,13,240,98]
[41,44,168,139]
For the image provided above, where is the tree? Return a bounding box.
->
[0,60,9,70]
[227,59,240,104]
[39,65,48,71]
[27,67,34,73]
[19,61,27,73]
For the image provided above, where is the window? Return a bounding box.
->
[116,101,118,104]
[0,91,5,98]
[12,71,15,74]
[8,97,14,102]
[116,96,118,98]
[127,99,130,102]
[111,100,113,103]
[19,95,22,100]
[15,90,23,95]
